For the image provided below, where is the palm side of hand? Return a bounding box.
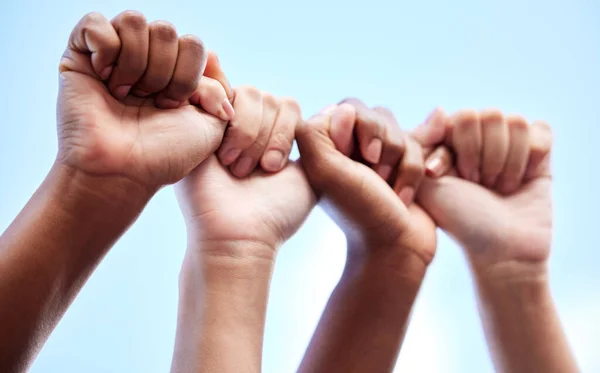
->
[177,156,315,249]
[176,89,313,251]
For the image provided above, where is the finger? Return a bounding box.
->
[217,86,263,166]
[450,110,482,183]
[204,51,234,101]
[231,92,278,177]
[189,77,234,122]
[329,103,357,156]
[480,109,510,187]
[156,34,207,109]
[412,107,449,148]
[131,21,178,97]
[372,106,405,182]
[60,12,121,79]
[339,98,385,164]
[424,145,454,178]
[524,120,553,181]
[296,107,356,194]
[108,11,149,100]
[496,115,530,194]
[393,135,425,205]
[261,97,302,172]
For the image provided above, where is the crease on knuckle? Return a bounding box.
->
[268,132,293,153]
[279,97,302,115]
[261,92,277,110]
[150,21,177,42]
[480,108,504,124]
[179,34,205,55]
[83,12,106,26]
[119,10,147,30]
[236,85,261,100]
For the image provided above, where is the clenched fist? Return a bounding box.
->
[57,11,233,191]
[297,99,437,267]
[415,109,553,276]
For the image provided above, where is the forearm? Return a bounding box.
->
[298,247,427,373]
[474,262,578,373]
[0,162,151,372]
[171,241,276,373]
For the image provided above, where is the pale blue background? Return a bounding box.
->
[0,0,598,372]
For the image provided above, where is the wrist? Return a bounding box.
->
[472,259,549,289]
[344,241,429,287]
[50,161,154,219]
[173,240,275,373]
[179,239,277,300]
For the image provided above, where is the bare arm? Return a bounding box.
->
[171,242,275,373]
[474,264,577,373]
[295,101,437,373]
[0,164,150,372]
[299,249,427,373]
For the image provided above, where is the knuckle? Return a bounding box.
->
[453,109,479,129]
[170,77,198,96]
[507,115,529,132]
[479,108,504,125]
[230,126,258,147]
[402,160,425,181]
[179,34,206,55]
[236,85,262,100]
[268,132,294,152]
[261,91,278,110]
[150,21,178,42]
[339,97,364,108]
[82,12,107,26]
[201,77,226,96]
[533,120,553,135]
[118,10,147,30]
[279,97,302,115]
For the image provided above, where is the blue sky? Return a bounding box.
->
[0,0,598,372]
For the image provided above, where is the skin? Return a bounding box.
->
[296,101,437,373]
[0,11,232,372]
[413,108,578,373]
[172,89,315,373]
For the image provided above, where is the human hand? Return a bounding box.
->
[296,99,437,270]
[414,108,553,277]
[57,11,233,193]
[176,87,315,256]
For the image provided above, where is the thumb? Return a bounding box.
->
[296,105,362,195]
[416,176,505,249]
[204,51,234,101]
[412,107,449,148]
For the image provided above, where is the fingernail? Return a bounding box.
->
[262,150,285,172]
[425,155,444,178]
[398,187,415,205]
[100,65,113,80]
[114,85,132,100]
[365,138,383,164]
[471,170,480,183]
[233,156,253,177]
[220,99,235,121]
[221,148,241,166]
